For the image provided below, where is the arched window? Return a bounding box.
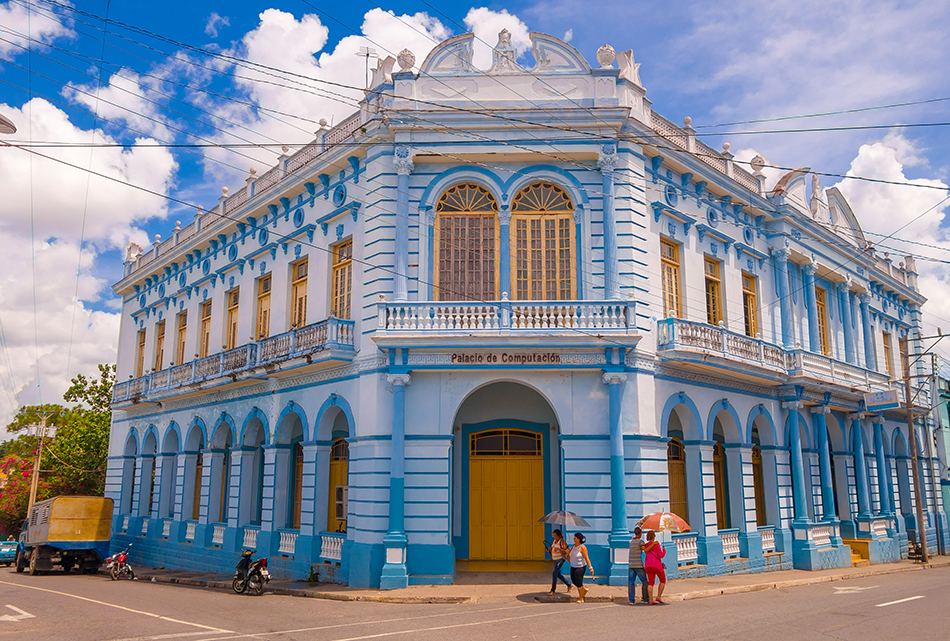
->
[510,182,575,300]
[192,451,203,521]
[435,183,498,301]
[667,438,688,521]
[751,445,767,526]
[328,439,349,533]
[218,431,232,523]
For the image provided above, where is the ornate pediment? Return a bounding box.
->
[528,32,592,74]
[418,33,475,76]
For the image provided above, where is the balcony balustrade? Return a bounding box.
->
[759,525,776,553]
[376,297,637,341]
[720,528,741,558]
[673,532,699,565]
[113,317,355,404]
[657,317,891,391]
[319,532,345,562]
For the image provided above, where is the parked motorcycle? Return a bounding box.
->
[105,545,135,581]
[232,550,270,596]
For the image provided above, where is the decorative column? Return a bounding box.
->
[783,401,809,522]
[858,293,877,371]
[872,417,893,530]
[772,248,794,347]
[381,372,411,590]
[811,405,838,524]
[423,209,435,300]
[393,146,414,302]
[604,372,630,585]
[838,282,856,364]
[599,145,621,300]
[498,207,511,297]
[802,262,820,353]
[849,414,873,519]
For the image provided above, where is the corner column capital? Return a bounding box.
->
[387,373,412,388]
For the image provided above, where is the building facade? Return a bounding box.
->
[106,31,949,588]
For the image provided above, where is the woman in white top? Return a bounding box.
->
[568,533,594,602]
[546,528,571,596]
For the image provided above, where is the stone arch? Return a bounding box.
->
[240,407,269,446]
[141,425,159,455]
[185,417,207,451]
[124,429,139,457]
[660,392,703,440]
[315,394,356,443]
[746,405,777,446]
[451,378,564,431]
[707,400,743,443]
[276,402,308,444]
[162,421,182,453]
[419,168,505,212]
[783,410,813,449]
[210,412,236,449]
[503,166,590,212]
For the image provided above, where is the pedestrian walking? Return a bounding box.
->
[546,528,572,595]
[643,530,667,605]
[628,526,648,604]
[568,533,593,602]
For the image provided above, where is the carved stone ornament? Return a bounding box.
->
[397,48,415,72]
[387,373,412,387]
[598,144,620,173]
[489,28,521,74]
[393,146,414,175]
[770,246,792,261]
[498,208,512,225]
[750,154,766,176]
[596,43,616,68]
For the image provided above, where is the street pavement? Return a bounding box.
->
[0,565,947,640]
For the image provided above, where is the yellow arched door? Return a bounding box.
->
[469,430,545,561]
[327,439,348,533]
[667,439,688,521]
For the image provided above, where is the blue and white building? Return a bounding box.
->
[106,30,948,588]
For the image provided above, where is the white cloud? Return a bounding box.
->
[0,0,73,61]
[463,7,531,70]
[63,69,174,141]
[0,98,177,424]
[562,29,573,43]
[832,134,950,335]
[205,12,230,38]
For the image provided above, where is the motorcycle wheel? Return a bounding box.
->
[232,577,247,594]
[110,564,120,581]
[246,573,264,596]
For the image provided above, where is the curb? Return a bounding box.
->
[120,560,947,605]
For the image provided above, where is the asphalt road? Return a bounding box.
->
[0,566,946,640]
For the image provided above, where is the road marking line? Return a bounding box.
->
[0,580,232,633]
[198,603,613,641]
[108,633,220,641]
[0,604,35,622]
[876,596,925,607]
[833,585,878,594]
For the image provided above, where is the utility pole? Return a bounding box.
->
[901,336,930,563]
[27,414,52,514]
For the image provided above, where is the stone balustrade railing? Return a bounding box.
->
[673,532,699,565]
[319,532,346,562]
[872,518,890,538]
[278,530,299,555]
[810,524,833,549]
[141,517,150,536]
[242,527,259,550]
[162,520,172,538]
[720,528,741,558]
[212,524,226,545]
[759,525,776,553]
[121,515,130,532]
[185,521,197,541]
[378,298,636,335]
[658,317,892,391]
[113,317,355,405]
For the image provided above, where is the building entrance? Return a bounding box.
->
[468,429,545,561]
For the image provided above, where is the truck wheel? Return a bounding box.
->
[15,550,25,573]
[28,549,39,576]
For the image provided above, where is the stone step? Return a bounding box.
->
[851,555,870,568]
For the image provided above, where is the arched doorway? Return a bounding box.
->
[141,431,158,517]
[315,401,353,535]
[667,438,688,521]
[750,427,766,527]
[453,382,557,566]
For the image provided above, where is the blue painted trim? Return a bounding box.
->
[161,421,182,453]
[315,394,356,442]
[745,405,777,446]
[239,407,269,446]
[418,167,505,210]
[210,412,237,447]
[185,417,207,450]
[458,419,551,560]
[275,401,310,443]
[706,400,743,442]
[660,391,703,440]
[141,424,160,452]
[123,429,140,455]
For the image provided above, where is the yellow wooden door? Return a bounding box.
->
[469,455,544,561]
[327,459,348,533]
[505,456,545,560]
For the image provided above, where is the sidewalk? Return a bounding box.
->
[122,557,950,604]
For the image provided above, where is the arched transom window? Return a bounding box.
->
[435,183,498,301]
[511,182,575,300]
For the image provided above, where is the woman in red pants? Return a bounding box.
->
[643,530,667,604]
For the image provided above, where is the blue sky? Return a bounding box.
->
[1,0,949,422]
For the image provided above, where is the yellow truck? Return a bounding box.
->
[15,496,113,575]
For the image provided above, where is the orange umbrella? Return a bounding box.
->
[635,512,690,533]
